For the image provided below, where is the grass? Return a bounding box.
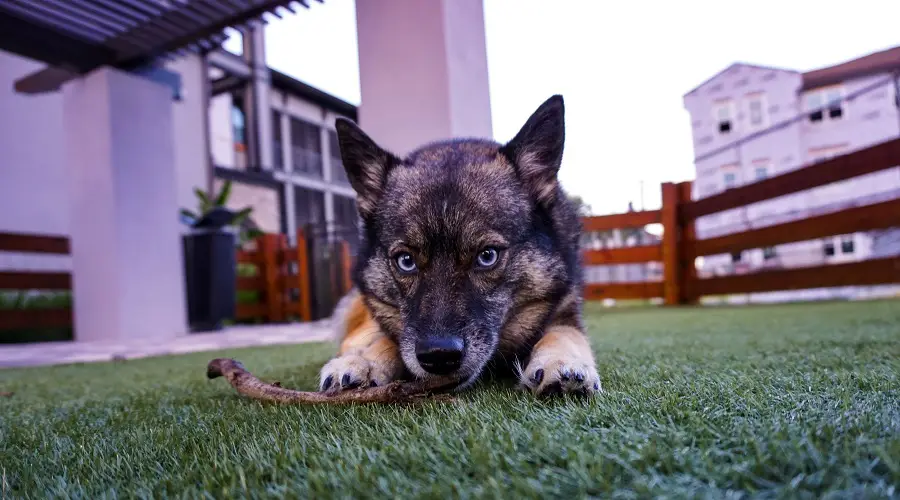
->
[1,299,899,498]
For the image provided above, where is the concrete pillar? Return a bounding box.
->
[354,0,493,155]
[242,22,273,170]
[62,68,187,343]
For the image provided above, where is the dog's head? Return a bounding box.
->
[335,95,573,388]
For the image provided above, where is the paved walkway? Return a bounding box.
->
[0,320,336,369]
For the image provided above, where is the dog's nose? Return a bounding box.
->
[415,336,464,374]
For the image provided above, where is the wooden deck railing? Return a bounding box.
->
[0,232,73,330]
[582,137,900,304]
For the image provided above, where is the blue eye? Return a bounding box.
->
[476,248,500,268]
[395,252,417,273]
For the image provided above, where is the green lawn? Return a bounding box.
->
[1,300,899,498]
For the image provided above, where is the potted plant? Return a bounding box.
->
[180,180,262,332]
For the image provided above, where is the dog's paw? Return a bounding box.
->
[520,359,602,397]
[318,354,400,392]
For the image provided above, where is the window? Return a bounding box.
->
[714,101,734,134]
[731,251,743,263]
[231,103,245,145]
[293,186,326,228]
[754,166,768,180]
[272,110,283,170]
[723,172,737,189]
[823,240,835,257]
[805,87,844,123]
[333,195,360,252]
[289,117,323,177]
[840,236,855,254]
[745,94,767,128]
[328,129,349,184]
[762,246,777,260]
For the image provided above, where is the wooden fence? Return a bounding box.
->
[583,137,900,304]
[234,230,354,323]
[2,138,899,338]
[0,232,73,332]
[0,229,354,335]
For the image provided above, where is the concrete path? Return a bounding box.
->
[0,320,336,369]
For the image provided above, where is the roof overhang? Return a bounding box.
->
[0,0,318,95]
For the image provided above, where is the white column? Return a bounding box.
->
[354,0,493,155]
[243,22,273,170]
[63,67,187,343]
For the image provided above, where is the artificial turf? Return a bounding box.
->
[1,299,898,498]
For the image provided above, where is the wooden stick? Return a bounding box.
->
[206,358,457,405]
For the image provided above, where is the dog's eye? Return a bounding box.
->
[394,252,417,273]
[475,248,500,269]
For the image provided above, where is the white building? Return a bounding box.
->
[0,0,494,343]
[683,46,900,300]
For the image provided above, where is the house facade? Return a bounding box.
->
[683,47,900,300]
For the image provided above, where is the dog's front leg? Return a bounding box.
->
[319,296,405,391]
[519,325,602,397]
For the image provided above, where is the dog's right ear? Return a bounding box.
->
[335,118,400,219]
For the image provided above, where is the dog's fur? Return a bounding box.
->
[318,95,601,396]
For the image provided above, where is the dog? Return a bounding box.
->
[318,95,601,397]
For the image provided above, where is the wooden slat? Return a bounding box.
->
[584,282,664,300]
[582,210,661,232]
[236,276,264,291]
[678,181,699,305]
[661,183,681,306]
[0,272,71,290]
[235,302,266,320]
[0,232,70,254]
[339,241,353,293]
[689,257,900,297]
[0,308,72,330]
[259,234,285,322]
[236,251,259,264]
[295,229,312,322]
[583,245,662,265]
[682,137,900,221]
[688,198,900,259]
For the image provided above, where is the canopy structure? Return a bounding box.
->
[0,0,313,93]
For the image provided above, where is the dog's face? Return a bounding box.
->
[335,96,570,387]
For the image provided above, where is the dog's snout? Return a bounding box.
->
[415,336,464,374]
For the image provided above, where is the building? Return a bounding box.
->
[0,0,493,343]
[682,46,900,299]
[207,48,362,251]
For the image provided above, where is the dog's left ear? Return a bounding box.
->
[500,95,565,207]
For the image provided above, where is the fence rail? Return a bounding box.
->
[583,137,900,304]
[0,231,73,333]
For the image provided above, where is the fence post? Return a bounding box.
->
[661,182,683,305]
[295,228,312,322]
[259,234,284,322]
[677,181,698,304]
[339,240,353,294]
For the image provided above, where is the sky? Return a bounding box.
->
[223,0,900,215]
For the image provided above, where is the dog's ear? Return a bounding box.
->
[335,118,401,219]
[499,95,565,207]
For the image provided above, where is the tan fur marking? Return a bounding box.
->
[320,294,405,390]
[521,325,601,395]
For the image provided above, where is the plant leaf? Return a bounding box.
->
[180,208,198,219]
[232,206,253,225]
[194,187,212,213]
[215,180,232,207]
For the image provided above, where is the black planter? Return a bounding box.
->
[182,229,237,332]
